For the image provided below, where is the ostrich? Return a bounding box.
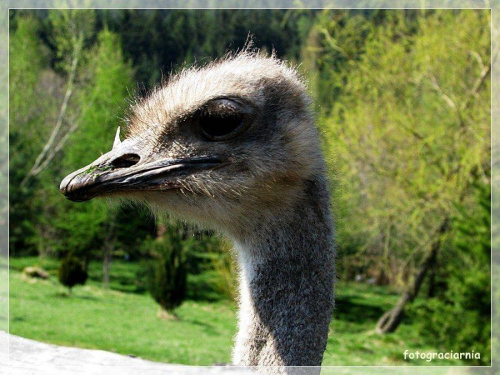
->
[60,51,335,374]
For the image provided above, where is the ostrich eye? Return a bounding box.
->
[196,98,252,141]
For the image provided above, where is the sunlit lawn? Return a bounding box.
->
[9,257,464,366]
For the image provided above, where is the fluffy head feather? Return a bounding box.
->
[122,50,325,239]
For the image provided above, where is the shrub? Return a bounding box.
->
[207,239,238,301]
[407,182,491,365]
[145,229,187,314]
[58,253,88,293]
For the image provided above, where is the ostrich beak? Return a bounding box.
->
[59,137,225,202]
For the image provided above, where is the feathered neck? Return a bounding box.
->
[231,177,335,374]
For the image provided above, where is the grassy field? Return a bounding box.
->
[9,256,465,366]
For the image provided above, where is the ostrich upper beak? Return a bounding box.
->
[60,132,225,202]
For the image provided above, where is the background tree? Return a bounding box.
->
[9,15,50,255]
[314,9,490,338]
[145,224,188,317]
[409,180,491,365]
[58,252,88,293]
[50,27,134,270]
[21,9,96,186]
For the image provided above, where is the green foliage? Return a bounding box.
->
[409,297,489,365]
[9,11,135,258]
[316,9,490,284]
[47,9,96,72]
[408,182,491,365]
[307,11,374,112]
[114,205,156,261]
[9,16,53,255]
[65,27,133,169]
[58,252,88,292]
[101,9,314,86]
[42,26,135,258]
[9,15,45,103]
[145,228,188,313]
[206,239,238,301]
[313,8,490,351]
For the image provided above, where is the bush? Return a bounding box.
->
[409,290,490,365]
[144,228,187,314]
[207,239,238,301]
[407,182,491,365]
[58,253,88,292]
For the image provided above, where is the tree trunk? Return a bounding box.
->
[103,244,112,289]
[102,218,117,289]
[427,258,437,298]
[375,218,449,334]
[21,42,81,187]
[156,216,167,239]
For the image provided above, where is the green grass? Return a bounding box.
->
[9,257,465,366]
[322,282,463,366]
[9,264,236,364]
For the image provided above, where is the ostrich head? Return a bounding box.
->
[60,51,324,240]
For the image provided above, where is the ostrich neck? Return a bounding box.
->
[232,178,335,373]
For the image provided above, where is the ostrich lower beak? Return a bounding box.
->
[59,144,225,202]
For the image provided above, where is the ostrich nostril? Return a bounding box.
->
[111,153,141,169]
